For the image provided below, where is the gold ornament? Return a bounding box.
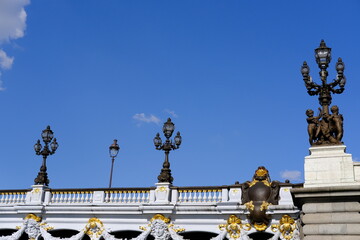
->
[218,215,251,239]
[150,214,170,224]
[271,215,297,240]
[85,218,104,238]
[260,201,271,211]
[253,222,268,231]
[244,201,254,211]
[24,214,42,222]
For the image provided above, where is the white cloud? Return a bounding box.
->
[0,0,29,43]
[164,109,178,118]
[280,170,302,181]
[0,49,14,69]
[133,113,161,125]
[0,0,30,90]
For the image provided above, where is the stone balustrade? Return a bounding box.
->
[0,184,297,206]
[0,191,27,204]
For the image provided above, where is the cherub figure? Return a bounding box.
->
[329,105,344,142]
[306,109,321,145]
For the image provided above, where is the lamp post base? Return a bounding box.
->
[158,167,173,184]
[34,170,49,186]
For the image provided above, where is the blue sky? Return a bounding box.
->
[0,1,360,189]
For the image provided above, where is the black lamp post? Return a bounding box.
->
[34,126,58,186]
[108,139,120,188]
[153,118,182,184]
[301,40,346,115]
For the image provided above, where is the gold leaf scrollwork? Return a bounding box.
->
[85,218,104,238]
[253,223,268,231]
[271,215,297,240]
[244,201,254,211]
[248,168,271,187]
[24,214,42,222]
[260,201,271,211]
[150,214,170,224]
[218,215,251,239]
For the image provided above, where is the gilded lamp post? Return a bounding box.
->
[34,126,58,186]
[302,40,346,145]
[153,118,182,184]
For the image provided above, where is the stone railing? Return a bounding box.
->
[0,184,297,206]
[50,190,94,204]
[0,190,27,204]
[176,186,223,203]
[104,189,151,203]
[48,187,152,205]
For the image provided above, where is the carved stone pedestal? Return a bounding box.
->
[154,182,171,204]
[304,145,360,187]
[26,185,48,205]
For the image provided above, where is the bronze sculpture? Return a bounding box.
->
[306,109,321,145]
[241,166,280,231]
[306,105,344,145]
[301,40,346,146]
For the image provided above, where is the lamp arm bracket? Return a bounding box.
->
[331,88,344,94]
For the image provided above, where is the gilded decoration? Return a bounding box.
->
[150,214,171,224]
[157,187,168,192]
[271,215,299,240]
[24,214,41,222]
[218,215,251,239]
[85,218,104,239]
[244,201,254,211]
[241,166,280,232]
[137,214,185,240]
[22,214,53,240]
[260,201,271,211]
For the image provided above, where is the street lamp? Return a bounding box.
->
[301,40,346,145]
[301,40,346,115]
[153,118,182,184]
[34,126,58,186]
[108,139,120,188]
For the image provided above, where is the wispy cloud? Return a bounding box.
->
[0,0,30,90]
[280,170,302,181]
[0,73,4,91]
[164,109,178,118]
[133,113,161,125]
[0,50,14,69]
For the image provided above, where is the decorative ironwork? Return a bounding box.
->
[34,126,58,186]
[153,118,182,184]
[301,40,346,146]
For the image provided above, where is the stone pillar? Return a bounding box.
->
[292,185,360,240]
[26,185,48,204]
[154,182,171,204]
[228,187,241,202]
[292,145,360,239]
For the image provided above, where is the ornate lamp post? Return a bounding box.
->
[153,118,182,184]
[108,139,120,188]
[301,40,346,115]
[34,126,58,186]
[301,40,346,145]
